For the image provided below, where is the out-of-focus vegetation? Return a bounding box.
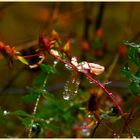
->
[0,2,140,138]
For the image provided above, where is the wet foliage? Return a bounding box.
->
[0,2,140,138]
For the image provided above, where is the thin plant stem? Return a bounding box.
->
[28,94,41,138]
[119,96,138,137]
[23,53,42,58]
[90,119,103,137]
[48,51,125,117]
[48,50,134,137]
[28,75,48,138]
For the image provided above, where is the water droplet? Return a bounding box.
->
[89,80,93,84]
[72,79,75,84]
[42,89,47,94]
[64,87,69,92]
[63,94,70,100]
[104,81,112,85]
[76,80,80,85]
[113,133,116,136]
[87,114,93,118]
[117,135,120,138]
[3,110,9,116]
[49,117,53,121]
[65,64,72,70]
[53,60,58,65]
[109,92,112,95]
[32,123,40,133]
[46,120,51,124]
[74,90,78,94]
[82,122,87,126]
[81,129,90,137]
[95,121,98,125]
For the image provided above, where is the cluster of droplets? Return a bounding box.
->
[45,117,54,124]
[65,64,72,70]
[63,79,80,100]
[112,132,120,138]
[53,60,59,67]
[80,122,90,137]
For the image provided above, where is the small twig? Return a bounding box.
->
[120,96,138,137]
[89,54,119,96]
[47,48,135,138]
[48,50,125,118]
[28,94,41,138]
[90,119,103,137]
[28,74,48,138]
[95,2,105,31]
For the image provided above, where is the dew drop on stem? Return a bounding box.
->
[76,80,80,85]
[87,113,93,118]
[74,90,78,94]
[3,110,9,116]
[63,93,70,100]
[53,60,58,66]
[81,129,90,137]
[104,81,112,85]
[65,64,72,70]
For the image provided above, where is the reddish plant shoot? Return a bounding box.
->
[0,31,129,136]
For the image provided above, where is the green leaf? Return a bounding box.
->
[22,118,31,127]
[108,116,121,123]
[23,94,38,103]
[11,110,30,117]
[124,41,140,66]
[129,82,140,96]
[33,72,47,86]
[40,64,56,74]
[17,56,29,65]
[121,64,131,78]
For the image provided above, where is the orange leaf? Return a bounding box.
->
[52,30,59,39]
[63,41,70,52]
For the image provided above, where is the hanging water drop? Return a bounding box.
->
[113,133,117,137]
[71,78,75,84]
[32,123,41,134]
[63,94,70,100]
[64,87,69,92]
[42,89,47,94]
[53,60,58,67]
[3,110,9,116]
[95,121,98,125]
[76,80,80,85]
[65,64,72,70]
[109,92,112,95]
[80,129,90,137]
[87,113,93,118]
[89,80,93,84]
[104,81,112,85]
